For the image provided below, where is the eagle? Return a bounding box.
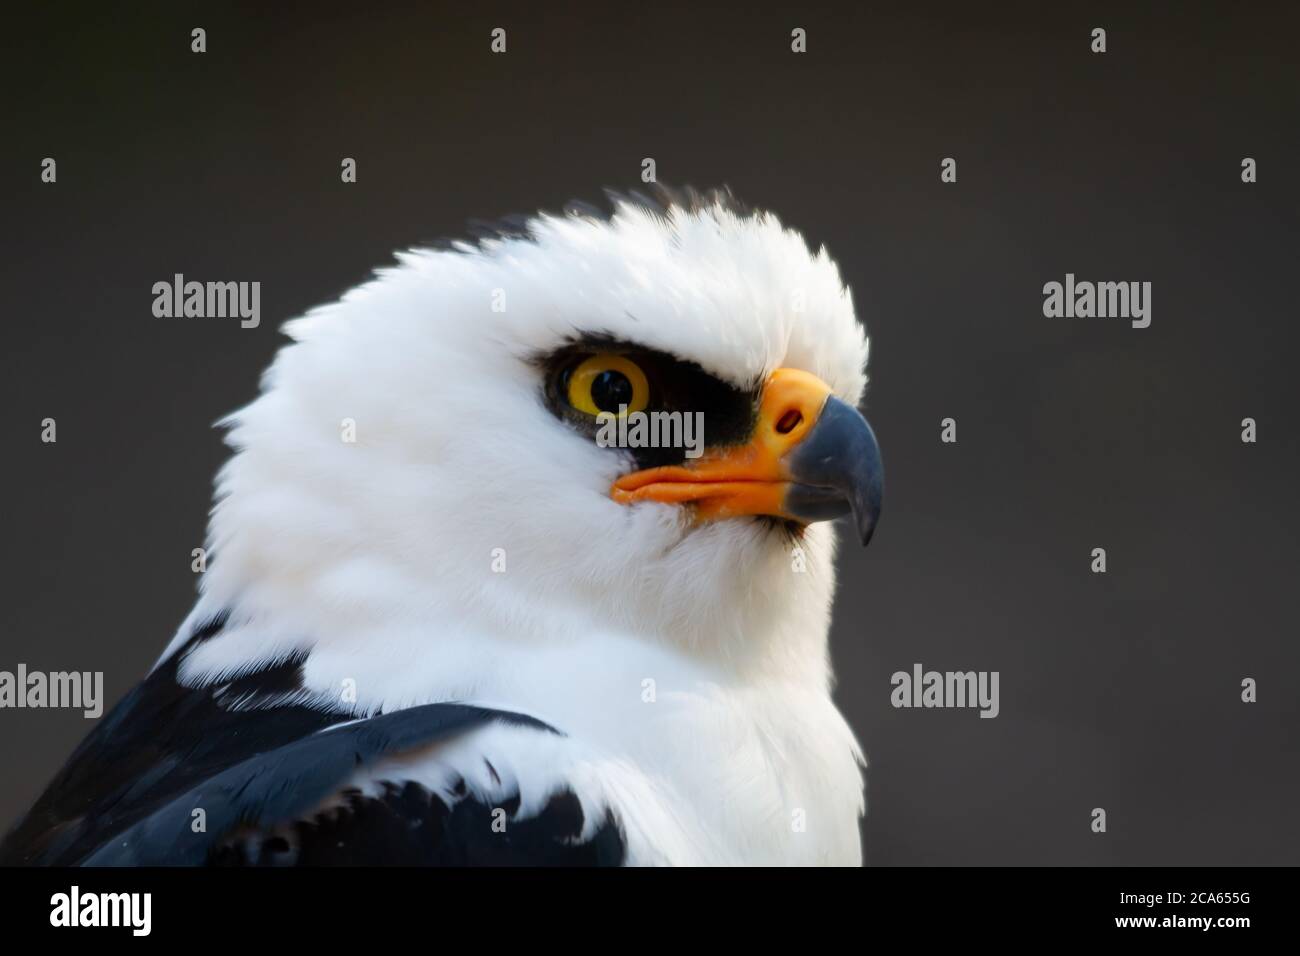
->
[1,186,883,866]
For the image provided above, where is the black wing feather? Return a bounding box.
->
[0,614,625,866]
[212,783,625,867]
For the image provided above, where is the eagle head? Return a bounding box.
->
[194,187,881,690]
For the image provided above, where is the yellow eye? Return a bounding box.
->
[566,354,650,417]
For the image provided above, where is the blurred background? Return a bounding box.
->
[2,0,1297,864]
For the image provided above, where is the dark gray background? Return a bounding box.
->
[2,1,1297,865]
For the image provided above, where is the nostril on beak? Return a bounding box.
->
[775,409,803,435]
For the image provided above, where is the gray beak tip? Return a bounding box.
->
[785,396,883,547]
[857,514,877,547]
[851,477,882,547]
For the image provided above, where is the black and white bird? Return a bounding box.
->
[1,187,883,866]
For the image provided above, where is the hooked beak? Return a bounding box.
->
[610,368,883,545]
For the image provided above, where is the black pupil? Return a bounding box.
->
[590,369,634,413]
